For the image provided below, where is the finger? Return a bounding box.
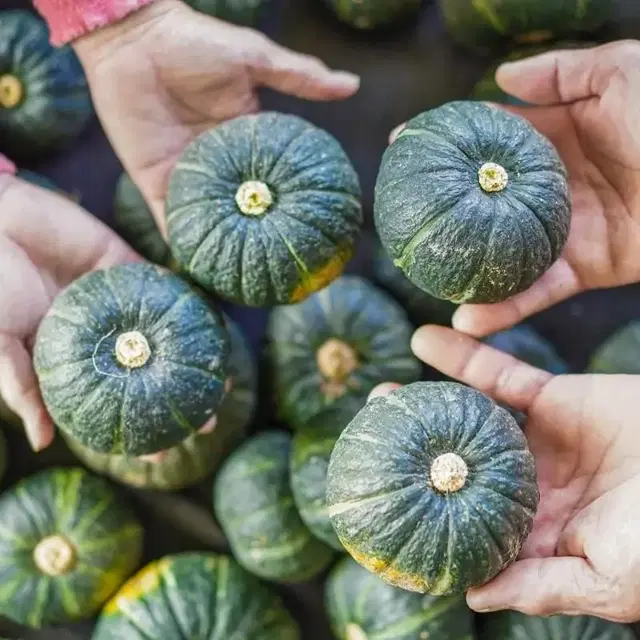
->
[246,33,360,100]
[198,415,218,435]
[452,258,581,337]
[138,450,169,464]
[368,382,402,401]
[495,41,636,106]
[411,325,551,412]
[467,557,614,619]
[389,123,406,145]
[0,336,54,451]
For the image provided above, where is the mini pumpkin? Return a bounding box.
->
[0,11,93,159]
[439,0,612,50]
[114,174,173,267]
[214,431,334,582]
[93,553,300,639]
[326,557,475,640]
[479,610,635,639]
[588,322,640,373]
[268,275,421,430]
[166,112,362,306]
[66,317,256,490]
[375,101,571,304]
[321,0,423,29]
[0,467,143,628]
[326,381,539,595]
[34,263,230,456]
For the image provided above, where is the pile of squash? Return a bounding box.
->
[0,0,638,639]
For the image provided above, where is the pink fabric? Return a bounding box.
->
[34,0,156,46]
[0,155,16,176]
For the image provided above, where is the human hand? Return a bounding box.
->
[373,325,640,622]
[0,174,139,451]
[388,41,640,337]
[73,0,360,233]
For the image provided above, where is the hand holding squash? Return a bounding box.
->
[394,324,640,622]
[72,0,360,231]
[0,174,139,451]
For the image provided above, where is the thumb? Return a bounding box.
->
[245,33,360,101]
[495,41,636,106]
[467,557,614,620]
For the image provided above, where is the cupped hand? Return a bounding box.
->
[73,0,360,232]
[389,41,640,337]
[0,174,140,451]
[373,325,640,622]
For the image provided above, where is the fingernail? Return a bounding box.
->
[25,423,42,452]
[451,307,474,333]
[410,325,433,358]
[368,382,401,401]
[335,71,360,87]
[466,588,500,613]
[497,54,547,79]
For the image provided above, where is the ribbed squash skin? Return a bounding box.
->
[479,610,635,639]
[186,0,269,25]
[326,558,475,640]
[166,112,362,307]
[290,425,343,550]
[214,431,334,582]
[114,174,173,267]
[34,263,230,456]
[326,381,539,595]
[269,275,421,430]
[66,318,256,490]
[588,322,640,373]
[375,102,571,304]
[93,553,300,639]
[0,11,93,158]
[371,238,457,326]
[0,467,143,628]
[485,325,568,374]
[322,0,423,29]
[439,0,613,50]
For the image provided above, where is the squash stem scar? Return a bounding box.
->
[0,74,23,109]
[115,331,151,369]
[478,162,508,193]
[430,453,468,493]
[92,327,131,378]
[235,180,273,216]
[33,535,76,576]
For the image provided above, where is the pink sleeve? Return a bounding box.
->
[0,155,16,176]
[34,0,157,46]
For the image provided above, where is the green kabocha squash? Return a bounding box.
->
[479,610,634,639]
[322,0,423,29]
[186,0,270,25]
[166,112,362,307]
[326,381,539,595]
[214,431,334,582]
[326,558,475,640]
[485,325,568,374]
[93,553,300,639]
[114,174,173,267]
[34,263,230,457]
[290,425,342,550]
[375,101,571,304]
[66,317,256,490]
[0,11,93,159]
[439,0,612,50]
[0,467,143,628]
[268,275,421,430]
[588,322,640,373]
[371,238,457,326]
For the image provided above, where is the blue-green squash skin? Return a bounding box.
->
[322,0,422,29]
[268,275,421,431]
[33,263,230,457]
[214,431,334,582]
[65,318,256,491]
[186,0,269,25]
[166,112,363,307]
[0,11,93,159]
[290,425,343,550]
[114,174,173,268]
[588,322,640,373]
[439,0,612,50]
[371,238,457,326]
[479,610,635,639]
[326,381,539,595]
[374,101,571,304]
[0,467,143,628]
[326,558,475,640]
[93,553,300,639]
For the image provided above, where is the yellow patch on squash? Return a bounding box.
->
[289,249,351,303]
